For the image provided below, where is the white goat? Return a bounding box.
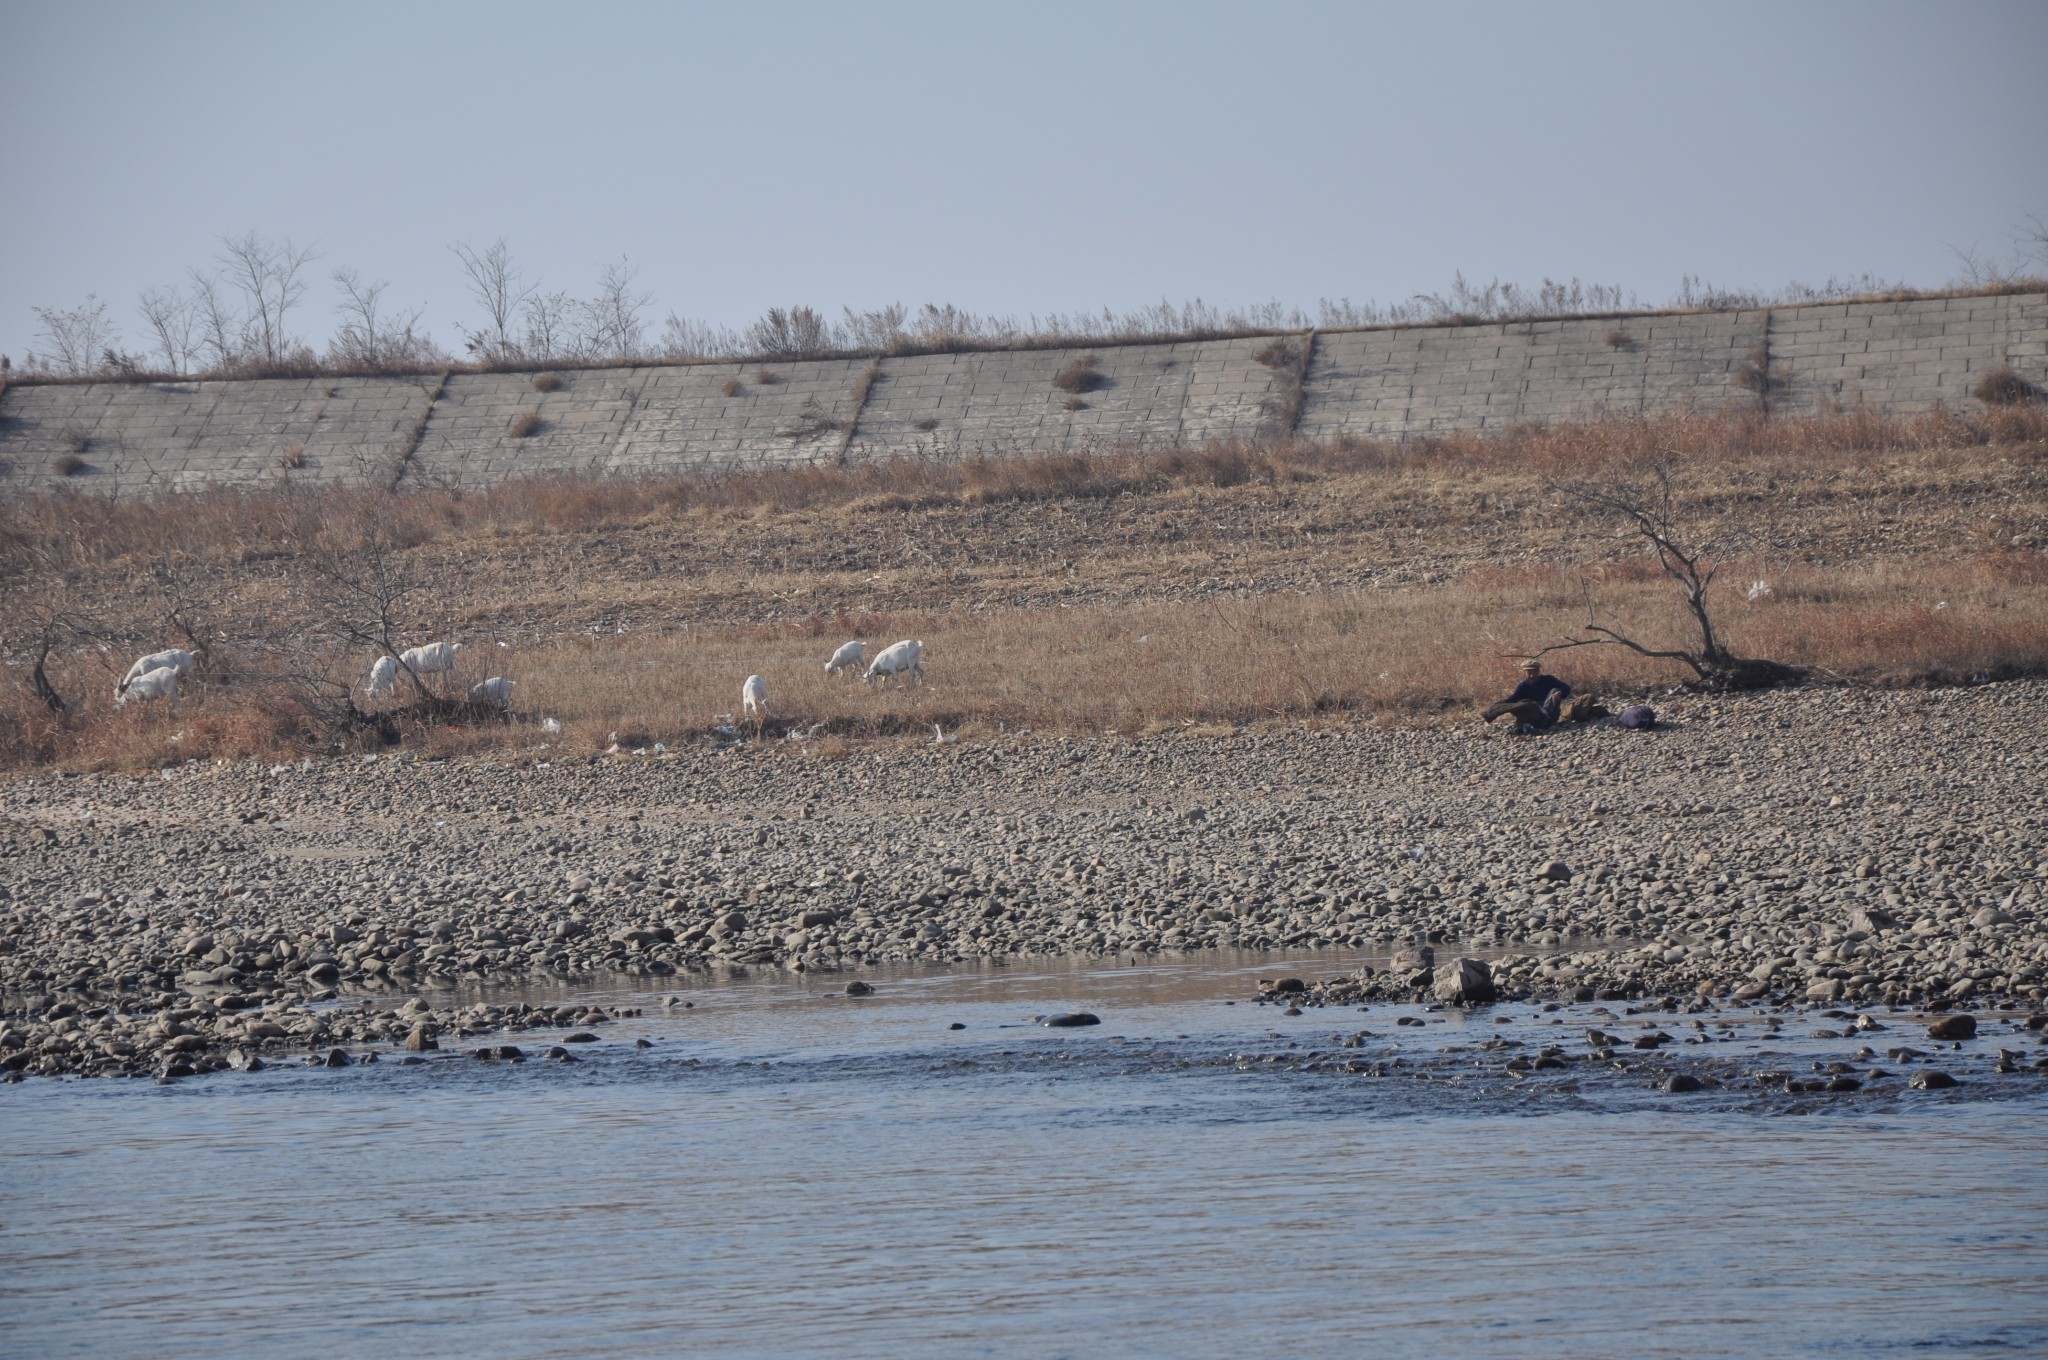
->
[1747,580,1773,602]
[364,655,399,699]
[741,674,768,729]
[865,639,923,687]
[120,648,194,694]
[115,665,180,706]
[400,641,463,674]
[825,640,867,676]
[469,676,515,705]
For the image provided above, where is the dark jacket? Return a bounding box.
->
[1509,674,1572,708]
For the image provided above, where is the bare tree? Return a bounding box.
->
[216,231,317,365]
[138,285,202,375]
[290,495,433,700]
[576,257,651,360]
[329,268,444,370]
[188,271,241,370]
[453,238,532,363]
[1949,240,2017,289]
[1539,461,1799,690]
[2014,209,2048,273]
[0,516,95,714]
[29,296,121,375]
[521,290,573,362]
[1948,209,2048,288]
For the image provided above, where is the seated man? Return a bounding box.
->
[1483,659,1573,730]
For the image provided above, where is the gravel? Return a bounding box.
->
[2,680,2043,1080]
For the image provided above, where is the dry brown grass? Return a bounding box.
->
[722,378,744,397]
[16,551,2041,773]
[5,405,2043,571]
[531,372,562,392]
[4,407,2044,771]
[277,444,306,469]
[508,411,544,438]
[53,452,90,476]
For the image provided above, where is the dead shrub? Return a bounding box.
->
[278,444,307,469]
[1973,367,2041,406]
[1606,329,1635,350]
[60,427,90,454]
[509,411,544,438]
[531,372,562,392]
[722,378,744,397]
[913,417,940,432]
[53,452,89,476]
[1053,355,1106,394]
[1252,338,1299,369]
[754,369,780,386]
[1063,397,1090,412]
[778,398,843,442]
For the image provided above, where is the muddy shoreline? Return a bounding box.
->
[3,681,2043,1081]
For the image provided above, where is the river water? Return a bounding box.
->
[4,950,2045,1359]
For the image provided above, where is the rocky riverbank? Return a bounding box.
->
[3,680,2044,1081]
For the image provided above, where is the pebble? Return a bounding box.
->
[3,681,2043,1080]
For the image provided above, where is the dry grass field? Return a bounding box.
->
[3,406,2044,771]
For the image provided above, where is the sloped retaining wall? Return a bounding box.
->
[3,290,2040,494]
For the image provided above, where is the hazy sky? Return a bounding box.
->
[3,0,2045,364]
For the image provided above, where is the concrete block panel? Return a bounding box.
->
[844,341,1277,461]
[0,376,435,493]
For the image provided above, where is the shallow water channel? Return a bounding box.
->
[4,949,2046,1359]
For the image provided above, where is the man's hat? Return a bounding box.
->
[1520,658,1541,671]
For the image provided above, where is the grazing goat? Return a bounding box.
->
[1747,579,1772,602]
[364,655,399,699]
[399,643,464,675]
[115,665,180,706]
[119,648,194,694]
[400,641,463,674]
[741,674,768,728]
[865,639,923,686]
[469,676,515,705]
[825,640,867,676]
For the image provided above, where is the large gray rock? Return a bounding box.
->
[1927,1014,1977,1041]
[1432,956,1497,1005]
[1391,944,1435,975]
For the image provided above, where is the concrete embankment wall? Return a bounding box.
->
[3,290,2041,495]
